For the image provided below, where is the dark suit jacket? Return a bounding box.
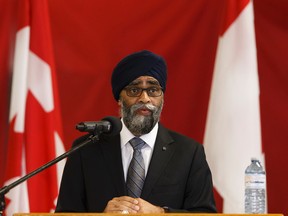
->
[55,124,217,213]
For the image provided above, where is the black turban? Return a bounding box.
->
[111,50,167,101]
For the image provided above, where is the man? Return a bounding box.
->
[55,50,217,213]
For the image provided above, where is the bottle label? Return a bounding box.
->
[245,174,266,189]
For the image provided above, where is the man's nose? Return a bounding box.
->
[138,90,151,103]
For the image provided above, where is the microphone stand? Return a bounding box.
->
[0,133,100,216]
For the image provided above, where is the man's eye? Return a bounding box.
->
[130,88,140,93]
[148,88,156,93]
[148,87,160,93]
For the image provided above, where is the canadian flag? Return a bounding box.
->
[204,0,265,213]
[2,0,65,215]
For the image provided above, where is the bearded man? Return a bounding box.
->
[56,50,217,213]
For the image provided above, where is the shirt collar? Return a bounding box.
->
[120,118,158,149]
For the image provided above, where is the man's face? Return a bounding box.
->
[118,76,164,136]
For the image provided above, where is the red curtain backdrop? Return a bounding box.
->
[1,0,287,215]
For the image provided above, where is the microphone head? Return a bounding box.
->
[101,116,122,136]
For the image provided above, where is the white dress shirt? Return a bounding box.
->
[120,119,158,181]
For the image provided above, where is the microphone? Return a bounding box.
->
[76,116,122,136]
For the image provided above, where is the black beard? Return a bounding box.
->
[120,100,163,136]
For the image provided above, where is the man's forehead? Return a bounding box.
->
[129,76,160,85]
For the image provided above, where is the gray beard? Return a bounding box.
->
[120,100,163,136]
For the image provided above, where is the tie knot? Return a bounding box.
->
[129,137,145,150]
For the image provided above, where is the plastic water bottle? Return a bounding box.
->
[245,158,266,213]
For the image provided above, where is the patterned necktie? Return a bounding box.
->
[126,137,146,198]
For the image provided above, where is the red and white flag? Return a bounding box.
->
[3,0,65,215]
[204,0,265,213]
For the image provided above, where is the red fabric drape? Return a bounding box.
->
[1,0,288,215]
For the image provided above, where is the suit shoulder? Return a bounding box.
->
[163,126,203,150]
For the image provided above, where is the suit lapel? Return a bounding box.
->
[101,134,126,196]
[141,124,175,199]
[99,124,175,199]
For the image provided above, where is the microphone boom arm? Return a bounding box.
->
[0,133,100,216]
